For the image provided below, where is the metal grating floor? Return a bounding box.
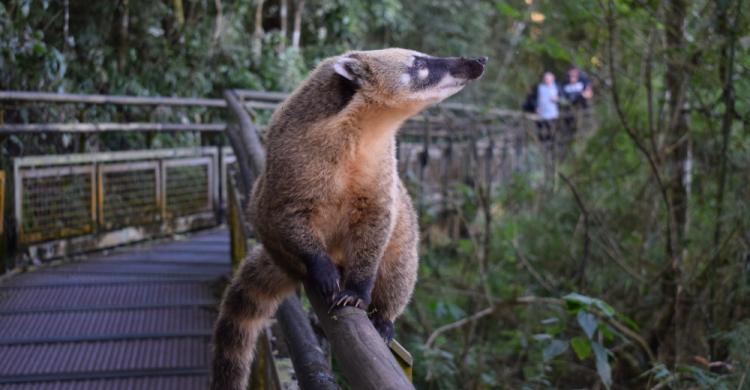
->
[0,229,231,389]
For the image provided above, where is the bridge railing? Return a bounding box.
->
[0,92,235,271]
[13,147,221,261]
[223,89,597,214]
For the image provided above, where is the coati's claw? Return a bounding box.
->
[329,289,369,312]
[306,255,341,304]
[370,313,395,343]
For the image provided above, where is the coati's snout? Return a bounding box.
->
[332,48,488,107]
[450,56,488,80]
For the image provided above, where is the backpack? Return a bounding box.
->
[522,86,537,113]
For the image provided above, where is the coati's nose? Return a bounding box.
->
[453,56,487,80]
[466,57,487,80]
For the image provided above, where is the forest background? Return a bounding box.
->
[1,0,749,388]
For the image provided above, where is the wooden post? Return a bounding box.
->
[0,170,6,274]
[276,295,338,390]
[224,90,266,177]
[304,281,415,390]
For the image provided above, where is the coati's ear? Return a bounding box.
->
[333,55,367,84]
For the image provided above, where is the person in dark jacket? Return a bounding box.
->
[560,66,593,136]
[562,66,593,107]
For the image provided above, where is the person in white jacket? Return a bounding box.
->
[536,71,559,141]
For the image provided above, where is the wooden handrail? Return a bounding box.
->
[0,90,226,107]
[0,122,226,134]
[233,90,289,102]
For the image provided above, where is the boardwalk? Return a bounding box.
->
[0,229,230,389]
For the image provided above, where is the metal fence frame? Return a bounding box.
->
[220,148,237,208]
[0,170,5,236]
[12,147,221,262]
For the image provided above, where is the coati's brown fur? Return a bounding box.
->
[212,48,486,390]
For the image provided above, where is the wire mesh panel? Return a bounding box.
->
[99,161,161,230]
[12,148,220,260]
[164,158,213,218]
[16,166,95,244]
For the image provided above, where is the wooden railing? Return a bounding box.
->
[11,148,222,261]
[0,92,232,269]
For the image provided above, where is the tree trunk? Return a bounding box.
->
[252,0,265,60]
[111,0,130,71]
[662,0,690,366]
[291,0,305,49]
[709,0,740,359]
[173,0,185,27]
[279,0,288,52]
[212,0,223,44]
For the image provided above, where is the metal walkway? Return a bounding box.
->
[0,229,231,389]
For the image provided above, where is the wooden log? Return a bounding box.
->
[0,90,227,107]
[0,122,226,134]
[276,295,339,390]
[244,101,282,111]
[303,280,414,390]
[224,90,266,177]
[224,125,255,200]
[233,90,289,102]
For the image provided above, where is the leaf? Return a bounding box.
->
[563,292,594,312]
[457,239,473,254]
[600,324,617,342]
[532,333,552,342]
[592,341,612,389]
[33,42,47,56]
[540,317,559,325]
[480,372,498,386]
[564,292,595,305]
[577,310,598,339]
[570,336,592,360]
[541,38,571,61]
[543,339,568,362]
[616,313,640,331]
[593,300,616,317]
[496,2,522,19]
[21,0,31,17]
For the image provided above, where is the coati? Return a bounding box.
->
[212,48,486,390]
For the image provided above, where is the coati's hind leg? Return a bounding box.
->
[211,246,297,390]
[369,197,419,342]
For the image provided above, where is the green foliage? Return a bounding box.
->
[1,0,748,388]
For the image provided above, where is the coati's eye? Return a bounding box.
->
[413,58,427,69]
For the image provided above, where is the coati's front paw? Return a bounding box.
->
[305,255,341,303]
[370,313,395,342]
[330,289,370,311]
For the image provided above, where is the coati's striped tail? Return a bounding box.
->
[211,246,297,390]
